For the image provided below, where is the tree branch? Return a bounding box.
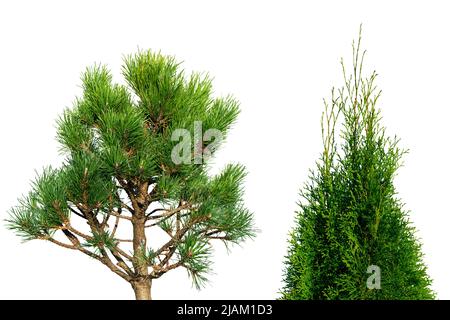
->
[64,224,92,240]
[111,216,120,238]
[114,246,133,261]
[146,207,166,217]
[153,215,210,258]
[121,203,135,215]
[118,179,141,214]
[146,203,190,221]
[100,213,110,230]
[75,206,134,281]
[109,210,133,221]
[108,249,134,275]
[151,261,183,278]
[68,206,86,219]
[45,237,77,250]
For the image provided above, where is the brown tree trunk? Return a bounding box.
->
[132,216,149,274]
[132,279,152,300]
[131,212,152,300]
[129,183,152,300]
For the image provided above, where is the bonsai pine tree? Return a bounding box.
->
[7,51,255,299]
[281,31,434,299]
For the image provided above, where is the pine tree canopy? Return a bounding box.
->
[281,32,434,300]
[7,50,255,299]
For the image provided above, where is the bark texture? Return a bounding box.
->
[132,279,152,300]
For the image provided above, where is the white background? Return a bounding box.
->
[1,0,449,299]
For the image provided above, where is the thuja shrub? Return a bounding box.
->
[7,51,255,299]
[281,32,434,300]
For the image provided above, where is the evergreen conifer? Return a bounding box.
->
[281,31,434,300]
[7,51,255,299]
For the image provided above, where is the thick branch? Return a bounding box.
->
[108,249,134,275]
[152,261,184,278]
[78,207,135,280]
[118,179,141,213]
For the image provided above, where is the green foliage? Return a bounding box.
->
[57,108,94,153]
[178,232,212,289]
[79,65,132,123]
[137,247,157,266]
[7,168,68,240]
[62,152,117,210]
[122,51,183,117]
[83,230,117,252]
[194,164,255,243]
[7,49,254,291]
[281,32,434,300]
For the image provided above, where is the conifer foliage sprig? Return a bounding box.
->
[7,50,255,299]
[281,29,434,300]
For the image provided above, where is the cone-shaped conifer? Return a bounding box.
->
[281,31,434,300]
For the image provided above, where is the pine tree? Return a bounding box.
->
[281,31,434,300]
[7,51,255,299]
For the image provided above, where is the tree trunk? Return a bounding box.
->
[131,213,152,300]
[130,184,152,300]
[132,279,152,300]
